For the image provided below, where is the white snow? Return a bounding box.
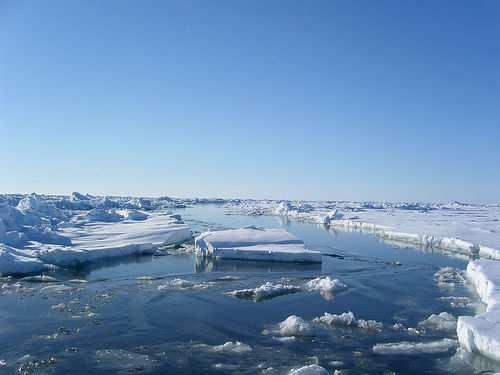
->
[373,339,458,354]
[457,259,500,361]
[195,226,321,263]
[288,365,330,375]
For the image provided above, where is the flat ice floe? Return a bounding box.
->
[36,213,192,267]
[373,339,458,354]
[458,260,500,361]
[195,226,321,263]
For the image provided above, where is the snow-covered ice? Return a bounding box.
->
[457,260,500,361]
[373,339,458,354]
[227,282,302,301]
[0,193,192,275]
[226,277,346,301]
[226,200,500,259]
[195,226,321,263]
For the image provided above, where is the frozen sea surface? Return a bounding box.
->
[0,205,497,374]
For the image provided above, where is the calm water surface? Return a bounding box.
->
[0,205,497,374]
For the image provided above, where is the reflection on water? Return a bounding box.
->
[195,256,322,273]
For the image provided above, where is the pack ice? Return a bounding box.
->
[194,226,321,263]
[0,193,192,275]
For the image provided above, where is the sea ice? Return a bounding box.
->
[208,341,252,354]
[227,282,301,301]
[373,339,458,354]
[195,226,321,263]
[288,365,330,375]
[304,277,346,294]
[419,312,457,332]
[313,311,383,331]
[264,315,313,337]
[0,245,47,275]
[457,260,500,361]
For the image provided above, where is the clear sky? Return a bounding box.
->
[1,0,499,202]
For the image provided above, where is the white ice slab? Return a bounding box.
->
[457,260,500,361]
[36,213,192,266]
[195,226,321,263]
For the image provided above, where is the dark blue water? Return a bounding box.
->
[0,205,496,374]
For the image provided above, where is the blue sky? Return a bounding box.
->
[1,0,499,202]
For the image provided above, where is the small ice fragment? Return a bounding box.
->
[266,315,313,337]
[303,277,346,293]
[313,311,382,331]
[21,275,57,283]
[288,364,329,375]
[211,341,252,353]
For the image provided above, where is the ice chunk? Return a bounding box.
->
[0,245,47,276]
[313,311,382,331]
[195,227,321,263]
[288,365,330,375]
[304,277,346,294]
[227,282,301,301]
[264,315,313,337]
[419,312,457,332]
[209,341,252,354]
[434,267,465,284]
[373,339,458,354]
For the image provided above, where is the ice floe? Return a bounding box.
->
[457,260,500,361]
[227,282,302,301]
[195,226,321,263]
[373,338,458,354]
[226,276,346,302]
